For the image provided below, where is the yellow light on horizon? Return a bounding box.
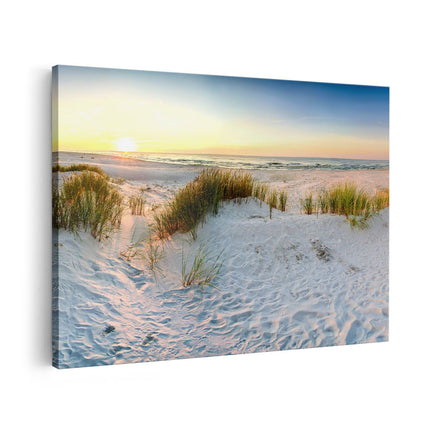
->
[115,137,136,152]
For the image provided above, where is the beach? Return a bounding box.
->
[53,152,389,368]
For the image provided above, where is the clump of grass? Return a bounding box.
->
[252,183,269,207]
[317,191,330,214]
[345,187,388,229]
[371,188,389,212]
[253,184,288,216]
[324,182,370,217]
[53,171,124,241]
[181,245,224,295]
[301,192,315,215]
[278,191,288,212]
[143,237,165,279]
[120,228,145,261]
[315,183,389,229]
[52,163,109,178]
[52,182,69,229]
[189,225,198,241]
[347,214,373,230]
[267,191,278,219]
[155,168,255,238]
[129,193,146,215]
[120,228,164,278]
[111,177,126,185]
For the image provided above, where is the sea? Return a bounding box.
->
[97,151,389,171]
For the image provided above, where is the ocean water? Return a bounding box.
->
[99,151,389,171]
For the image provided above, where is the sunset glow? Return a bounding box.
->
[53,66,389,160]
[115,137,136,152]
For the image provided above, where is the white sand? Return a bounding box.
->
[53,152,389,368]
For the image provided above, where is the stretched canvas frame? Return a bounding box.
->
[52,65,389,369]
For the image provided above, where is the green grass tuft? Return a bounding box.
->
[301,192,315,215]
[253,183,288,216]
[155,170,290,237]
[278,190,288,212]
[52,163,109,178]
[181,245,224,295]
[315,182,389,228]
[120,229,164,279]
[267,191,278,219]
[371,188,389,213]
[317,191,330,214]
[129,193,146,215]
[321,182,370,217]
[155,168,255,238]
[347,214,372,229]
[111,177,126,185]
[53,171,124,241]
[252,182,269,206]
[143,237,164,279]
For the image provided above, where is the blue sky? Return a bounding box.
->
[56,65,389,159]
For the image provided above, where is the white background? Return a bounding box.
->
[1,1,429,429]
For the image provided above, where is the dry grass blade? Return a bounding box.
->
[143,237,165,279]
[129,193,146,215]
[181,245,224,295]
[252,182,269,207]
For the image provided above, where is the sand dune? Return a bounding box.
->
[53,152,388,368]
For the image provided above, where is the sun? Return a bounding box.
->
[115,137,136,152]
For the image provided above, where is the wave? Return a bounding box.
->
[95,151,389,171]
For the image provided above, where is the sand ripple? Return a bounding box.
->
[53,201,388,368]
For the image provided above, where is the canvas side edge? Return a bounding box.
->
[51,66,60,368]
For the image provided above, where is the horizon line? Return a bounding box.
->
[53,149,389,162]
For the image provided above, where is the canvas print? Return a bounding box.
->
[52,65,389,369]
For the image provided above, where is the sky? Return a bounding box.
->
[53,65,389,160]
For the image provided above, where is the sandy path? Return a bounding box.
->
[53,152,389,368]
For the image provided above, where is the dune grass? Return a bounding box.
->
[254,184,288,215]
[143,237,165,279]
[52,163,109,178]
[129,193,146,215]
[111,177,126,185]
[155,168,255,238]
[53,171,124,240]
[278,191,288,212]
[267,191,278,219]
[155,169,291,238]
[119,227,164,278]
[318,192,330,214]
[347,214,372,229]
[315,182,389,228]
[371,188,389,212]
[252,183,269,207]
[301,192,315,215]
[181,245,224,295]
[319,182,371,217]
[120,228,145,261]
